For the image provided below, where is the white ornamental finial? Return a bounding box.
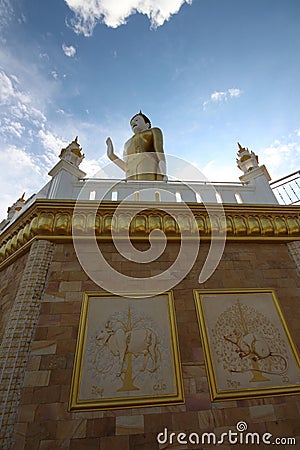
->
[7,193,26,220]
[59,137,85,167]
[236,142,259,174]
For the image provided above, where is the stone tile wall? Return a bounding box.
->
[0,251,28,343]
[288,241,300,275]
[3,240,300,449]
[0,241,54,449]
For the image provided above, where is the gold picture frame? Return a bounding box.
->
[69,291,184,411]
[194,289,300,401]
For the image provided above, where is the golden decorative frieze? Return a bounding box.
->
[1,199,300,268]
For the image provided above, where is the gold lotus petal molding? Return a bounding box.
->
[0,200,300,268]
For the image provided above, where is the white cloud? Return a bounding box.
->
[0,145,48,220]
[0,70,16,104]
[228,88,241,98]
[81,157,105,176]
[260,138,300,180]
[62,43,76,57]
[202,159,240,182]
[1,118,25,138]
[39,52,49,60]
[211,91,227,102]
[0,69,47,146]
[17,13,26,24]
[11,102,46,125]
[0,0,14,31]
[56,108,66,115]
[38,129,68,166]
[64,0,193,36]
[37,129,106,175]
[0,69,46,120]
[51,70,59,79]
[203,88,242,110]
[0,44,58,100]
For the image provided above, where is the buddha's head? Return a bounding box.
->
[130,112,151,134]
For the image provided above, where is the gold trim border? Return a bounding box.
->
[69,291,184,411]
[194,288,300,401]
[1,199,300,268]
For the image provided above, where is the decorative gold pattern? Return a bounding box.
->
[69,291,183,411]
[1,200,300,268]
[194,289,300,401]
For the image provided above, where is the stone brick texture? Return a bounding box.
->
[1,240,299,449]
[0,251,28,343]
[0,240,54,449]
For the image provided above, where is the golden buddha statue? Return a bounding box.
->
[106,112,167,181]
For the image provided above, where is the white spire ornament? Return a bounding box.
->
[59,136,85,167]
[236,142,259,174]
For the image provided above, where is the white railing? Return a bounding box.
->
[71,178,274,205]
[270,170,300,205]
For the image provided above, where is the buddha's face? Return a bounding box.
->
[130,115,150,134]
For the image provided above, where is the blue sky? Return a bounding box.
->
[1,0,300,219]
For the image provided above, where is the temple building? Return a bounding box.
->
[0,121,300,449]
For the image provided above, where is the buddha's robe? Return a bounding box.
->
[124,128,166,181]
